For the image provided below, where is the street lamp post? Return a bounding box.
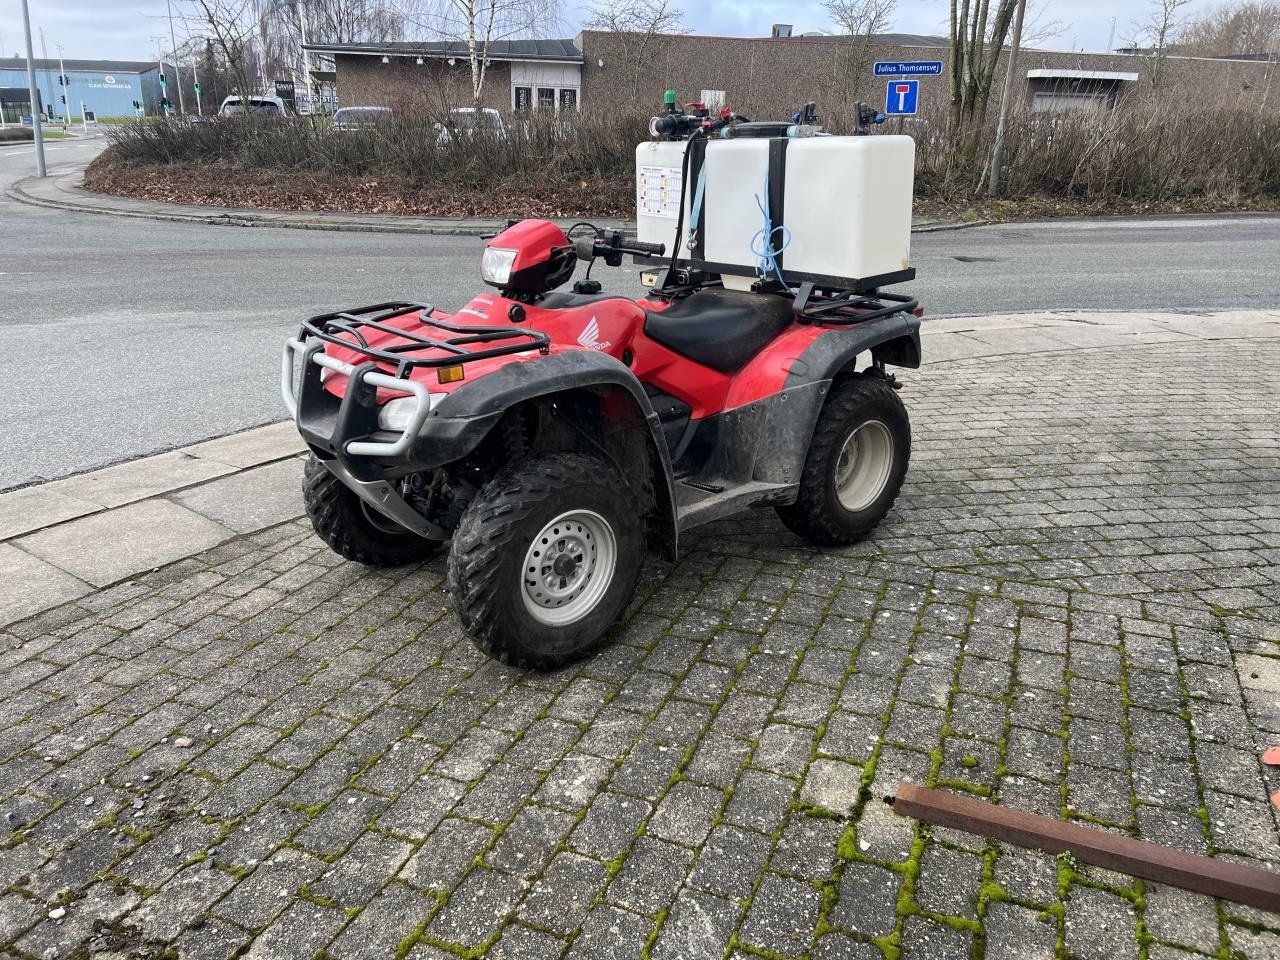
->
[297,1,315,114]
[39,25,52,120]
[277,0,317,114]
[20,0,46,176]
[56,43,68,127]
[987,0,1028,198]
[165,0,186,114]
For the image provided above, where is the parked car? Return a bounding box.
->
[436,107,506,142]
[330,106,392,131]
[217,95,294,118]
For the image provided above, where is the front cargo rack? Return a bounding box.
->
[297,301,550,377]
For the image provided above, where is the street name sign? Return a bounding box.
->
[874,61,944,76]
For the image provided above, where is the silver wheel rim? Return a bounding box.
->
[520,510,617,627]
[834,420,894,512]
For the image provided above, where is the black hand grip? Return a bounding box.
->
[623,240,666,256]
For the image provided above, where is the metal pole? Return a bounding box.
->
[1106,17,1117,52]
[39,26,52,119]
[165,0,186,113]
[21,0,46,176]
[192,56,202,115]
[987,0,1028,198]
[57,43,67,127]
[297,0,317,115]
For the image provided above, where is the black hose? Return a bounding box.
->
[665,136,695,280]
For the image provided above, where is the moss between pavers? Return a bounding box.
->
[397,549,764,959]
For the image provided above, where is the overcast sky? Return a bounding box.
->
[1,0,1214,65]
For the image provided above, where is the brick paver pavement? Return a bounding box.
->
[1,335,1278,959]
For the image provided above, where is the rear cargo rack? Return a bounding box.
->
[297,301,549,377]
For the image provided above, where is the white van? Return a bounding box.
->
[217,95,294,118]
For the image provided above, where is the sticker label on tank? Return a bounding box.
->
[637,165,682,219]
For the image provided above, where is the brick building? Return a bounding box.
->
[307,31,1276,117]
[303,39,583,114]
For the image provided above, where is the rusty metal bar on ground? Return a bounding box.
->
[891,783,1280,912]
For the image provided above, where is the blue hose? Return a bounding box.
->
[750,174,790,285]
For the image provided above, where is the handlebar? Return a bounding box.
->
[572,231,665,264]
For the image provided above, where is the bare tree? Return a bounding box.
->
[264,0,414,108]
[1130,0,1197,93]
[179,1,414,110]
[1175,0,1280,55]
[178,0,264,104]
[948,0,1018,142]
[824,0,896,88]
[310,0,412,42]
[1018,0,1066,49]
[410,0,562,107]
[584,0,687,99]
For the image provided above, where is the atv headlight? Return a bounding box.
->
[377,394,445,431]
[481,246,518,285]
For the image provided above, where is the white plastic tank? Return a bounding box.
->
[635,140,690,259]
[635,134,915,289]
[702,139,772,291]
[783,136,915,283]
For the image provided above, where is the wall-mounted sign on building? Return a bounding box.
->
[89,74,131,89]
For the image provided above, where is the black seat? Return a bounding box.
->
[643,288,796,373]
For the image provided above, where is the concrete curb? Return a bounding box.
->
[3,309,1277,631]
[0,422,309,627]
[6,172,630,237]
[912,218,994,233]
[7,170,967,237]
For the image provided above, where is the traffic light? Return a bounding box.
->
[159,72,166,85]
[132,99,141,109]
[193,82,201,93]
[60,95,66,104]
[160,97,172,109]
[59,74,68,86]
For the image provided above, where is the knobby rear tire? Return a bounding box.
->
[775,372,911,545]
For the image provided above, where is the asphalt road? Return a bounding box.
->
[3,136,1279,490]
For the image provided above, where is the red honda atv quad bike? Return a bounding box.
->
[283,102,921,669]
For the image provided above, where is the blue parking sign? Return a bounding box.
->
[885,79,919,116]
